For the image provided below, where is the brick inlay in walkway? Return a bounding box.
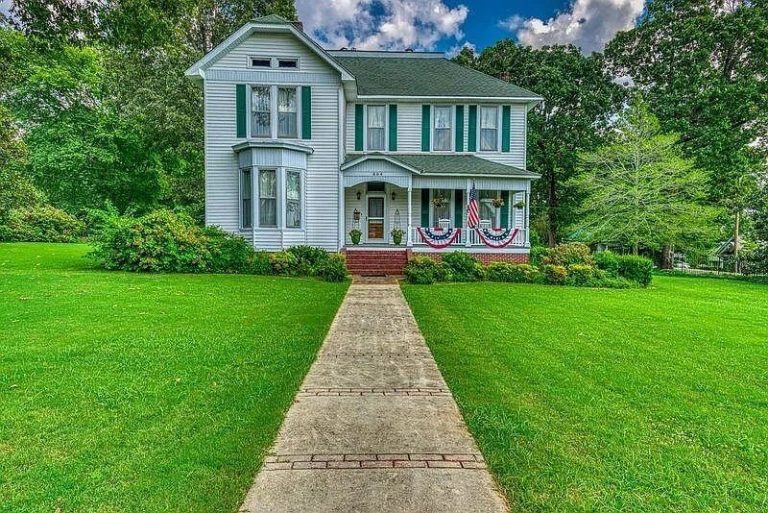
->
[239,284,508,513]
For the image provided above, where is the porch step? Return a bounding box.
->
[344,250,409,276]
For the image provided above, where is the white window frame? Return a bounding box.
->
[248,85,303,140]
[432,105,454,152]
[284,168,304,230]
[239,167,254,229]
[479,189,501,226]
[429,189,453,227]
[478,106,501,152]
[277,86,299,139]
[257,168,279,228]
[366,105,387,152]
[276,58,300,70]
[247,56,301,70]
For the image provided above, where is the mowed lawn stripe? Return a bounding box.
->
[0,243,348,513]
[402,277,768,512]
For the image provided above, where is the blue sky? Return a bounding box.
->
[296,0,646,55]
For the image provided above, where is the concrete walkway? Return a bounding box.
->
[239,282,507,513]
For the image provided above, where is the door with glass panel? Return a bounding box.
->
[366,196,385,242]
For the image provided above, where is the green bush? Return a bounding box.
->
[485,262,540,283]
[529,245,548,266]
[0,205,84,242]
[288,245,329,275]
[442,252,483,282]
[565,264,595,286]
[588,274,635,289]
[269,251,298,276]
[617,255,654,286]
[404,257,449,284]
[91,210,213,272]
[248,251,273,275]
[541,264,568,285]
[593,250,620,276]
[315,253,348,282]
[542,243,594,267]
[205,226,256,274]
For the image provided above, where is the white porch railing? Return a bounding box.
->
[410,226,527,249]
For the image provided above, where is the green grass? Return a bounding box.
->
[0,243,348,513]
[403,277,768,512]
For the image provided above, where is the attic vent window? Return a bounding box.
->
[250,58,271,68]
[278,59,298,69]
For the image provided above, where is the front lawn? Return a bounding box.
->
[403,277,768,512]
[0,243,348,513]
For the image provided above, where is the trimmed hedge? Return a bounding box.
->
[616,255,654,287]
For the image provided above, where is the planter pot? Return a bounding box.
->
[392,232,403,245]
[350,231,362,245]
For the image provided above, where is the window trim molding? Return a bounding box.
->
[248,84,304,140]
[257,168,279,228]
[365,104,388,152]
[284,168,305,231]
[247,56,302,71]
[477,105,501,153]
[431,105,454,153]
[239,167,254,229]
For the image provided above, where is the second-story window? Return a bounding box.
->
[433,106,452,151]
[251,86,271,138]
[480,106,498,151]
[367,105,386,151]
[278,87,298,138]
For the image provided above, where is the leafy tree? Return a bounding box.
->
[606,0,768,250]
[466,42,625,245]
[571,98,720,256]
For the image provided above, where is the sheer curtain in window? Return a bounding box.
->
[252,87,271,137]
[286,171,301,228]
[259,170,277,227]
[367,106,385,150]
[480,107,498,151]
[434,106,452,151]
[278,88,297,138]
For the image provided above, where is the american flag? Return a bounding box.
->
[467,181,480,228]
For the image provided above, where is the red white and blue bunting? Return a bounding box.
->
[417,227,462,249]
[475,227,520,249]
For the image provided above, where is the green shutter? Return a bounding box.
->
[500,191,510,228]
[236,84,246,138]
[301,86,312,139]
[454,189,464,227]
[354,104,364,151]
[421,105,431,152]
[455,106,464,152]
[502,105,511,152]
[467,105,477,152]
[388,104,398,151]
[420,189,430,227]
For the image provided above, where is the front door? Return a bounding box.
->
[367,196,385,242]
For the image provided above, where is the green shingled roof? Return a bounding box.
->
[344,153,540,178]
[330,54,542,99]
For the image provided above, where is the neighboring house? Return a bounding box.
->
[185,15,543,273]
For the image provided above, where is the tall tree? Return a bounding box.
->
[465,42,625,245]
[571,98,719,255]
[606,0,768,249]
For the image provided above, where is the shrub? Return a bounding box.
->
[529,245,548,266]
[0,205,84,242]
[593,250,620,276]
[588,274,635,289]
[404,257,449,284]
[565,264,595,286]
[269,251,298,276]
[248,251,273,275]
[542,242,594,267]
[315,253,348,282]
[541,264,568,285]
[617,255,654,286]
[485,262,540,283]
[91,210,213,272]
[442,252,483,282]
[288,245,329,275]
[205,226,256,273]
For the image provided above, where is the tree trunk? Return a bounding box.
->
[734,210,741,273]
[633,243,639,256]
[662,245,674,269]
[547,171,558,247]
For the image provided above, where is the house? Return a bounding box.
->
[185,15,543,274]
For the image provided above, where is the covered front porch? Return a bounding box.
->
[340,154,534,251]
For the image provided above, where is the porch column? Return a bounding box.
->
[465,178,472,247]
[407,175,413,247]
[525,185,531,247]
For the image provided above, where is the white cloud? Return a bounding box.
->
[446,41,475,59]
[0,0,12,17]
[296,0,469,51]
[500,0,645,54]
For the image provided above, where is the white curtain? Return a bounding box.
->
[251,87,271,137]
[367,106,385,150]
[434,106,452,151]
[278,88,297,138]
[480,106,498,151]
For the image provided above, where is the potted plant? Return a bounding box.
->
[513,200,526,210]
[349,229,362,245]
[491,197,505,209]
[431,194,448,209]
[391,228,404,245]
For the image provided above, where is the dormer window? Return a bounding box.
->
[278,59,298,69]
[250,58,271,68]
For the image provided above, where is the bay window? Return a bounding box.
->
[259,169,277,227]
[433,106,452,151]
[251,86,271,137]
[286,170,302,228]
[278,87,298,138]
[480,106,498,151]
[367,105,386,151]
[240,169,252,228]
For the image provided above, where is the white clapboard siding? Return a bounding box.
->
[204,31,341,251]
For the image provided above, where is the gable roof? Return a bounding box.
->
[329,52,542,101]
[342,153,540,178]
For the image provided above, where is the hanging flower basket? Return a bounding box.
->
[513,200,526,210]
[491,197,505,209]
[431,195,448,209]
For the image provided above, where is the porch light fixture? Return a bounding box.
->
[391,191,397,201]
[356,190,361,200]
